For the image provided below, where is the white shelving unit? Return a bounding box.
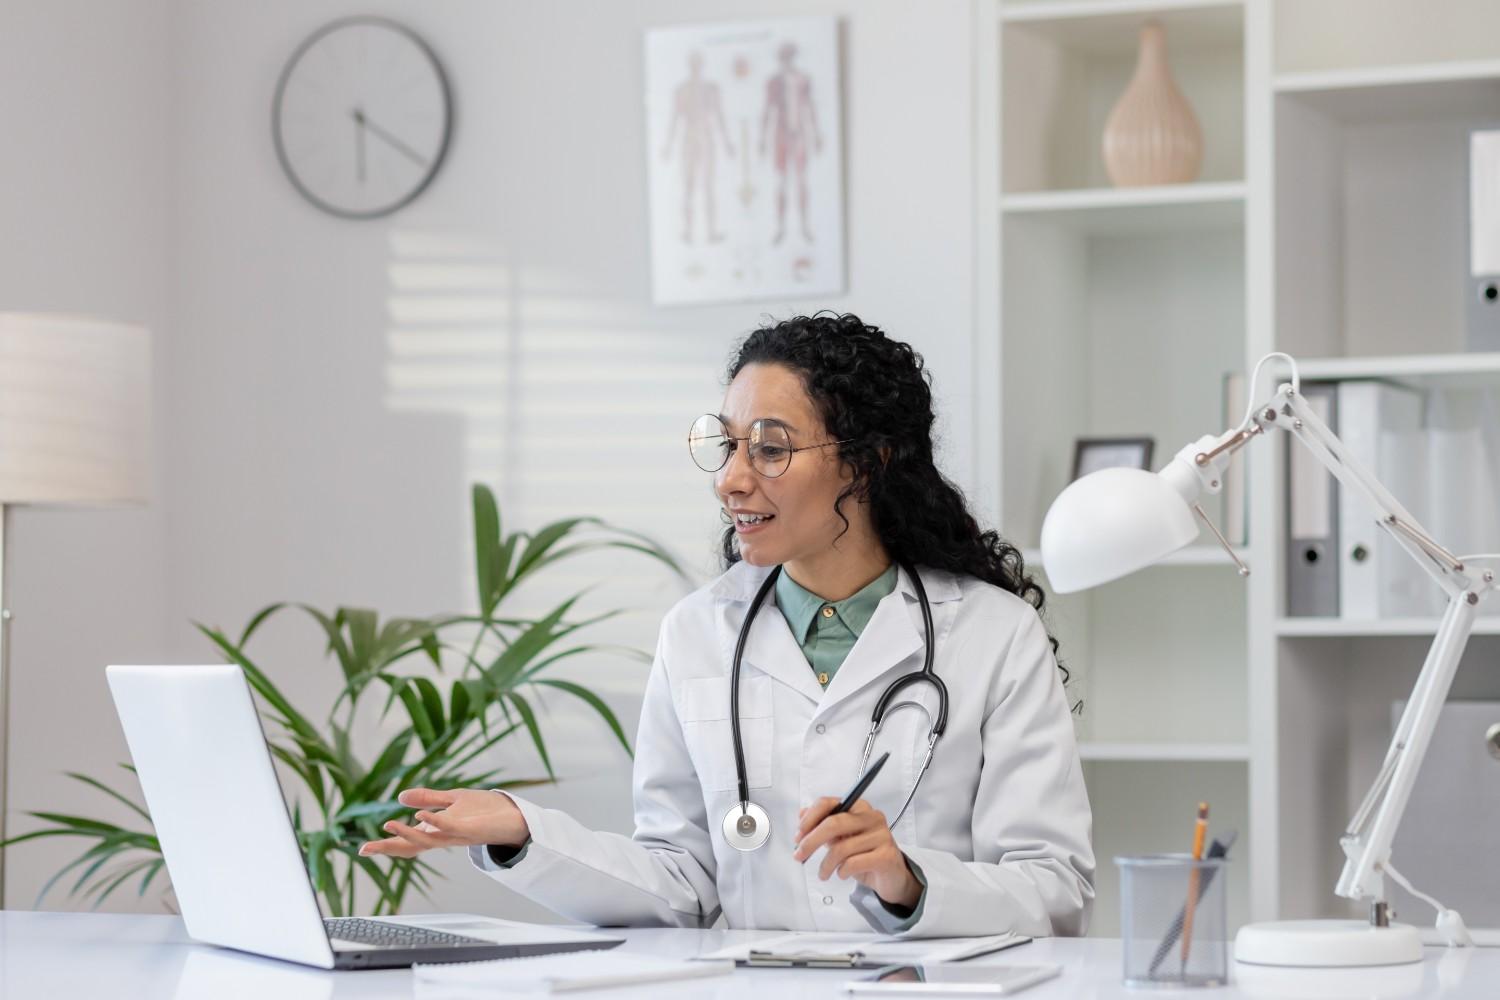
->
[978,0,1255,937]
[977,0,1500,937]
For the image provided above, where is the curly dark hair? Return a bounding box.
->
[719,312,1067,685]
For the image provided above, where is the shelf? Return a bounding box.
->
[1274,59,1500,123]
[1080,741,1250,762]
[1001,0,1243,54]
[1023,544,1248,569]
[1001,182,1244,235]
[1292,352,1500,388]
[1276,617,1500,638]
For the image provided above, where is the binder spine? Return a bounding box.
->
[1285,382,1339,617]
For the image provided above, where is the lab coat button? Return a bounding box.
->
[815,723,826,735]
[823,895,834,905]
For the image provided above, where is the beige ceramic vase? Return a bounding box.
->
[1101,21,1203,187]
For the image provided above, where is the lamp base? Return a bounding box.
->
[1234,920,1423,967]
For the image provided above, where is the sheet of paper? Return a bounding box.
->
[414,950,734,993]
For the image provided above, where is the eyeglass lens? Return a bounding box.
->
[688,415,795,478]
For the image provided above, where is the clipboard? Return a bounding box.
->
[708,932,1032,969]
[745,949,878,968]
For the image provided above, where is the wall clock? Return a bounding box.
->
[272,17,452,218]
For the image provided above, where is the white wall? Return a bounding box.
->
[5,0,980,917]
[0,0,172,910]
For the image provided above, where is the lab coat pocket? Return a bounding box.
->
[678,675,773,792]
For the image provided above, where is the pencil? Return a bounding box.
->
[1147,830,1236,977]
[1180,802,1209,970]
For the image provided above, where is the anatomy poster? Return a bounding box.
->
[645,17,844,306]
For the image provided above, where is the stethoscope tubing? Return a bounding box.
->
[730,566,782,809]
[727,561,946,844]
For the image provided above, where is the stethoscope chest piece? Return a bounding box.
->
[721,801,771,852]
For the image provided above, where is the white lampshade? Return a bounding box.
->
[1039,466,1198,593]
[0,313,150,506]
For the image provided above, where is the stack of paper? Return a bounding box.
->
[413,949,733,994]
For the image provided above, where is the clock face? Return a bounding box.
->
[273,17,452,218]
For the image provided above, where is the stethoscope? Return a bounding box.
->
[722,562,949,852]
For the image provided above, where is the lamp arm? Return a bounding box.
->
[1270,385,1470,595]
[1334,590,1485,908]
[1255,383,1496,912]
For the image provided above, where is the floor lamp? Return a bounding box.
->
[0,314,150,905]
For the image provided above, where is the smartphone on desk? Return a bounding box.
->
[845,963,1061,995]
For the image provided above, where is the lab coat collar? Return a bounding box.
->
[708,559,961,604]
[711,561,961,708]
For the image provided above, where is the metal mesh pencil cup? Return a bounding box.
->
[1116,854,1229,988]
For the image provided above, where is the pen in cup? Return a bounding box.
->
[1147,829,1236,977]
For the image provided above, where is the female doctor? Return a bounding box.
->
[361,313,1095,937]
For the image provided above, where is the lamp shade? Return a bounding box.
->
[0,313,150,506]
[1039,466,1198,593]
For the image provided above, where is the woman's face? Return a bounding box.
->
[715,363,858,567]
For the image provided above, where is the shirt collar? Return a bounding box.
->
[709,558,963,605]
[775,563,899,643]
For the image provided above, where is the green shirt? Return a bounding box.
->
[775,564,898,688]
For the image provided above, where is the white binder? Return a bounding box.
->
[1336,380,1428,619]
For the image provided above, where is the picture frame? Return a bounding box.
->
[1071,436,1155,481]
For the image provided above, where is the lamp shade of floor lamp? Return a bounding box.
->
[0,313,151,904]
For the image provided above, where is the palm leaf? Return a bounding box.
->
[531,679,633,757]
[64,771,152,822]
[504,691,554,780]
[473,484,504,615]
[84,859,159,909]
[237,601,289,647]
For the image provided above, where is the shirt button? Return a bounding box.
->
[815,723,826,735]
[821,606,835,618]
[823,895,834,906]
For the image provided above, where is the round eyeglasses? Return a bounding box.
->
[688,414,850,479]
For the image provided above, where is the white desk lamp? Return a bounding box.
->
[1040,352,1495,968]
[0,314,150,905]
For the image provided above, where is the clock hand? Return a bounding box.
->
[359,113,429,168]
[352,108,366,184]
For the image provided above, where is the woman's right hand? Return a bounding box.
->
[357,787,530,859]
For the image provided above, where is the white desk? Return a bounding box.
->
[1,911,1495,998]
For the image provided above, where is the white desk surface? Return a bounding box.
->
[1,910,1495,999]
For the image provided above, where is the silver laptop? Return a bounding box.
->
[106,663,623,970]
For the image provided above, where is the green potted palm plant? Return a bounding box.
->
[0,484,686,914]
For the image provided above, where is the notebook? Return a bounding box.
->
[413,949,734,993]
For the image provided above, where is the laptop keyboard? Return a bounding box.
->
[324,916,490,950]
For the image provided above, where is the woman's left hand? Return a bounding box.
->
[794,798,922,910]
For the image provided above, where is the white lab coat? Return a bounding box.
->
[469,561,1095,937]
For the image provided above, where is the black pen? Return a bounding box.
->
[1147,829,1238,977]
[796,752,890,858]
[833,751,890,814]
